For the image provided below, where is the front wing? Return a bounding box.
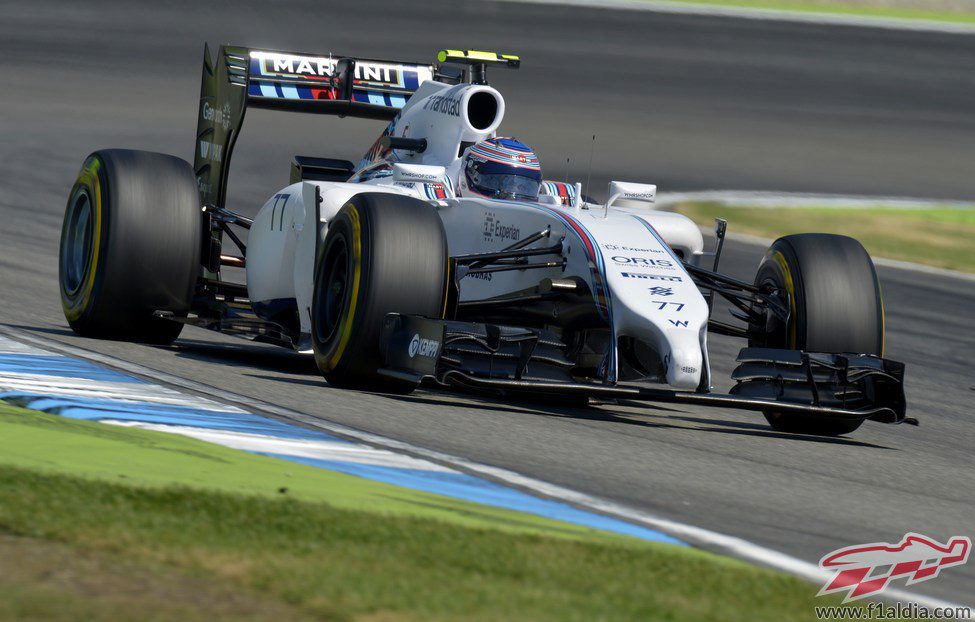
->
[379,314,912,427]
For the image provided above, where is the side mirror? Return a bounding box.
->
[605,181,656,209]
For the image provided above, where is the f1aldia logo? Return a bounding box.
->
[818,533,970,602]
[408,334,440,359]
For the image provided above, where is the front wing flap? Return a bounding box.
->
[379,315,912,427]
[729,348,908,424]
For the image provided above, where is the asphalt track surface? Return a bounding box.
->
[2,0,974,605]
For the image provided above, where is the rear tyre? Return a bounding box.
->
[59,149,202,344]
[751,233,885,436]
[311,193,449,393]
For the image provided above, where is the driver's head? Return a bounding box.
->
[460,137,541,201]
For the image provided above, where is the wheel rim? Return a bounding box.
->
[62,190,94,296]
[316,236,350,345]
[760,275,789,346]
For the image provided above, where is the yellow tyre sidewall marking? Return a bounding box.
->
[772,248,885,356]
[771,250,797,350]
[63,157,103,322]
[768,250,798,425]
[879,284,886,357]
[325,204,362,371]
[440,258,452,319]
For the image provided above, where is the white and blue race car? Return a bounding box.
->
[58,46,910,436]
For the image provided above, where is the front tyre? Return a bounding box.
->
[751,233,885,436]
[311,193,449,393]
[59,150,201,344]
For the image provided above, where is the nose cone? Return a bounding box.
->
[665,344,703,391]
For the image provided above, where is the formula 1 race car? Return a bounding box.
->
[58,45,911,436]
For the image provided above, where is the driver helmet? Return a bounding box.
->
[461,137,541,201]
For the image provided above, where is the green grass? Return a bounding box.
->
[638,0,975,25]
[675,202,975,272]
[0,403,630,543]
[0,404,859,621]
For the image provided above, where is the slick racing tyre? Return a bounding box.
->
[311,192,449,393]
[751,233,885,436]
[59,149,201,344]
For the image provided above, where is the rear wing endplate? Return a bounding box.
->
[194,43,434,207]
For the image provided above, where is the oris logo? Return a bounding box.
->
[611,256,672,268]
[408,334,440,359]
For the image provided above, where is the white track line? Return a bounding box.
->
[499,0,975,34]
[656,191,975,283]
[1,326,966,610]
[719,230,975,283]
[0,372,242,411]
[103,421,454,472]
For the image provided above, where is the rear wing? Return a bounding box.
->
[194,43,434,207]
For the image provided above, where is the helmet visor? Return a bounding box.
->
[472,173,541,201]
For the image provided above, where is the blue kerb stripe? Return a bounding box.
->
[2,392,342,442]
[0,347,685,546]
[0,354,143,384]
[263,453,683,544]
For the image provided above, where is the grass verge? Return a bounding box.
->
[636,0,975,25]
[0,404,857,620]
[0,403,629,543]
[674,202,975,272]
